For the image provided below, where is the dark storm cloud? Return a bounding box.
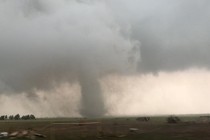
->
[0,0,209,117]
[0,0,139,117]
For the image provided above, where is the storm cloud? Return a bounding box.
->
[109,0,210,73]
[0,0,210,117]
[0,0,139,117]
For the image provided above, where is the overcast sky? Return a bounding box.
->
[0,0,210,117]
[108,0,210,73]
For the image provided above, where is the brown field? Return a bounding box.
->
[0,116,210,140]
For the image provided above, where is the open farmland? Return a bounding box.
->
[0,115,210,140]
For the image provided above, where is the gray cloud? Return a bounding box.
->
[107,0,210,73]
[134,0,210,73]
[0,0,209,117]
[0,0,139,117]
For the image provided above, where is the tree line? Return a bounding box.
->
[0,114,36,120]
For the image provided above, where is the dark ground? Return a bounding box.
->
[0,116,210,140]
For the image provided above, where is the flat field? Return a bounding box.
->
[0,115,210,140]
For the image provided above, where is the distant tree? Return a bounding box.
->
[26,115,30,120]
[21,115,26,120]
[0,115,5,120]
[9,115,14,120]
[14,114,20,120]
[5,115,7,120]
[21,114,36,120]
[30,114,36,120]
[22,115,26,120]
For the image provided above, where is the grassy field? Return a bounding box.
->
[0,115,210,140]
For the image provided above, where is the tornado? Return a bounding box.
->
[0,0,140,117]
[78,70,105,117]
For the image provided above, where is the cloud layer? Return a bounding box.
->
[0,0,210,117]
[0,0,139,117]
